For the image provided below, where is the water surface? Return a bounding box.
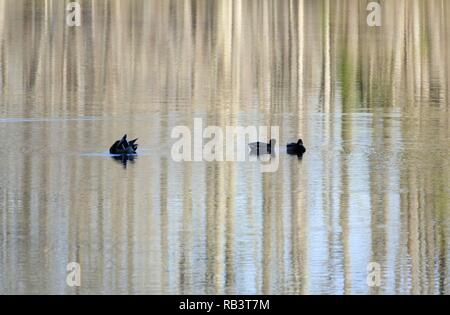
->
[0,0,449,294]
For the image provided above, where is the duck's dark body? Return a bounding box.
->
[249,139,276,155]
[287,139,306,156]
[110,134,138,155]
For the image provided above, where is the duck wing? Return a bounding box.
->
[110,140,120,154]
[126,138,138,153]
[118,134,129,150]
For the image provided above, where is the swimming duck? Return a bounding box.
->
[249,139,276,155]
[110,134,138,155]
[287,139,306,156]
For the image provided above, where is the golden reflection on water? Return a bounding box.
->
[0,0,449,294]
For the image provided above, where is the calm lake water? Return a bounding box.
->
[0,0,449,294]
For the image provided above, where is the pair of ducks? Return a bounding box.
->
[249,139,306,156]
[110,135,306,156]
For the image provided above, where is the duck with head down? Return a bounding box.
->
[110,134,138,155]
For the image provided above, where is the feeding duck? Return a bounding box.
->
[249,139,276,155]
[110,134,138,155]
[287,139,306,156]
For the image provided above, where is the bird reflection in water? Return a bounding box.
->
[111,154,137,168]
